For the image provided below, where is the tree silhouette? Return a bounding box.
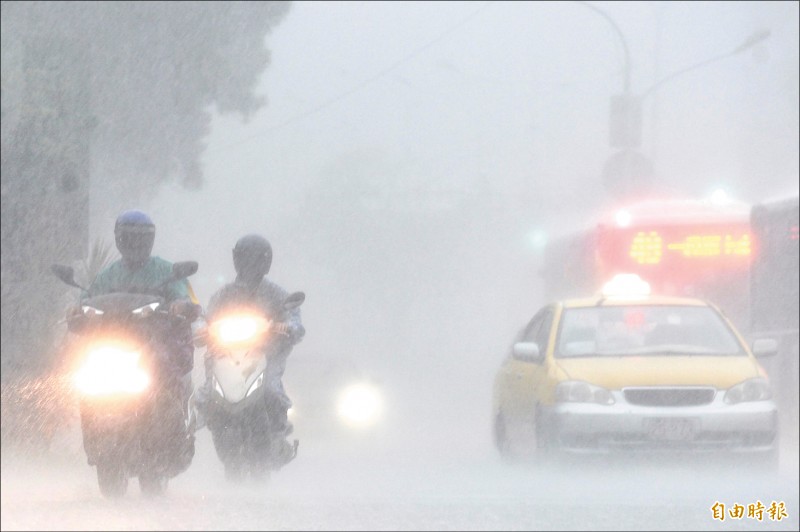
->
[1,1,292,375]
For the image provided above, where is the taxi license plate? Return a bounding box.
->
[645,418,694,441]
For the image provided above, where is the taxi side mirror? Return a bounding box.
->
[512,342,543,364]
[751,338,778,358]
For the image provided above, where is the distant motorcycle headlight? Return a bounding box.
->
[74,346,149,396]
[724,378,772,404]
[555,380,615,405]
[337,382,383,428]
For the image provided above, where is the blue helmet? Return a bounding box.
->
[114,209,155,265]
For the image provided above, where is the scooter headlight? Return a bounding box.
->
[74,346,149,396]
[246,372,264,398]
[210,314,269,346]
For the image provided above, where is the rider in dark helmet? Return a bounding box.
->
[194,233,305,466]
[232,234,273,289]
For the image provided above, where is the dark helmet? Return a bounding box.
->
[114,209,155,266]
[232,234,272,287]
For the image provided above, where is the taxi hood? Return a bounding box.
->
[555,355,764,390]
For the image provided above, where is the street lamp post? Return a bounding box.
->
[576,1,632,94]
[610,29,770,148]
[596,14,769,196]
[573,2,772,198]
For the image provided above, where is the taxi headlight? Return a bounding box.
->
[555,380,615,405]
[724,378,772,404]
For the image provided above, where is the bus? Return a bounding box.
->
[749,195,799,427]
[750,195,799,341]
[540,197,754,333]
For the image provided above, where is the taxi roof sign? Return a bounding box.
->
[601,273,652,298]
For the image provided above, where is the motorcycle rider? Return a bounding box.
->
[75,209,200,470]
[194,233,305,467]
[79,210,201,371]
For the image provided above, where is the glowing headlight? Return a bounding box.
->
[132,302,160,317]
[337,382,383,428]
[555,380,615,405]
[212,315,267,344]
[724,378,772,404]
[74,346,149,396]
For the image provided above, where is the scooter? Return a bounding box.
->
[196,291,305,481]
[51,262,199,498]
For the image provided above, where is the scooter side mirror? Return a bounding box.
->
[171,261,198,281]
[51,264,86,290]
[283,291,305,311]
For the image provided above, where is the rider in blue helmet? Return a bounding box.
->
[84,210,198,309]
[72,209,202,473]
[114,209,156,269]
[80,209,201,382]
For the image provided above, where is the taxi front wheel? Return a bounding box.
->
[493,414,515,460]
[534,412,556,450]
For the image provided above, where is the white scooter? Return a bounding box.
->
[195,291,304,481]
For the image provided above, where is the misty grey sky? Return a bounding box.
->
[113,0,799,373]
[141,1,798,257]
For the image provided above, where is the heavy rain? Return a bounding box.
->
[1,1,798,530]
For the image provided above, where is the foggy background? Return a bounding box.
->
[2,1,798,530]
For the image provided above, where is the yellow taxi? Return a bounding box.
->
[492,274,779,465]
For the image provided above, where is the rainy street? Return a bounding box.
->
[2,360,799,530]
[2,2,799,530]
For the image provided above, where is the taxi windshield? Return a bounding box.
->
[555,305,745,358]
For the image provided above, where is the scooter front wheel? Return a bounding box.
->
[224,461,245,483]
[139,471,169,496]
[96,461,128,498]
